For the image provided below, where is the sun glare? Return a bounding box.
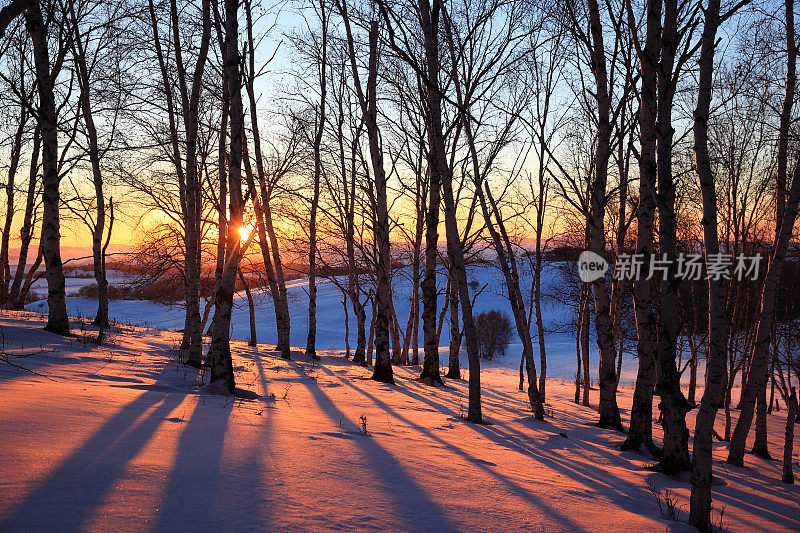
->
[239,225,252,242]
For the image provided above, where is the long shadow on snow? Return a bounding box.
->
[393,371,794,527]
[1,388,184,532]
[392,376,653,510]
[395,364,799,529]
[316,364,585,531]
[0,321,102,385]
[285,360,458,533]
[700,463,800,531]
[151,394,237,531]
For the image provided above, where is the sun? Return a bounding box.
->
[239,224,253,242]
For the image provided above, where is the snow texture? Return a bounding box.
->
[0,310,797,532]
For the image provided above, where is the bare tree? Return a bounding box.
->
[0,38,30,305]
[26,0,69,335]
[0,0,32,41]
[146,0,212,366]
[205,0,245,393]
[622,0,660,454]
[66,0,127,334]
[566,0,623,430]
[8,122,41,308]
[304,0,329,360]
[689,0,752,528]
[781,386,797,483]
[727,0,798,467]
[247,0,292,359]
[337,0,394,382]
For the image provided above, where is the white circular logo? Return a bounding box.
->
[577,251,609,283]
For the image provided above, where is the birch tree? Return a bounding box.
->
[689,0,752,528]
[26,0,69,336]
[205,0,245,393]
[727,0,797,467]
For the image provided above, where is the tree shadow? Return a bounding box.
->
[391,365,800,530]
[151,394,237,531]
[392,374,652,504]
[0,320,97,385]
[1,388,184,531]
[705,462,800,531]
[316,364,588,531]
[285,360,460,532]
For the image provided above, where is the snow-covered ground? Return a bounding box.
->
[26,263,634,384]
[0,311,796,531]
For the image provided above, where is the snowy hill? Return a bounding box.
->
[26,262,622,384]
[0,311,796,531]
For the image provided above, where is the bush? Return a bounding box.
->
[474,309,513,360]
[24,290,41,304]
[77,283,132,300]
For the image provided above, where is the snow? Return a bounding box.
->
[25,263,630,384]
[0,310,797,531]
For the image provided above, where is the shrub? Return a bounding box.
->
[24,290,41,304]
[474,309,513,360]
[77,283,132,300]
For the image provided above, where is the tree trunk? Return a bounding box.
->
[95,201,113,343]
[727,0,799,466]
[149,0,190,352]
[367,302,376,367]
[623,0,660,454]
[534,236,547,401]
[305,0,329,361]
[244,0,290,358]
[343,295,350,358]
[446,272,461,378]
[338,5,392,382]
[180,0,207,367]
[416,0,444,387]
[688,333,699,405]
[166,0,209,367]
[17,247,42,306]
[69,1,109,330]
[689,1,731,529]
[585,0,621,430]
[244,157,284,353]
[750,381,771,458]
[239,269,257,347]
[653,0,691,474]
[346,229,367,365]
[481,184,545,419]
[340,104,367,365]
[8,122,39,308]
[575,307,582,404]
[768,359,776,414]
[781,387,797,483]
[262,195,291,356]
[0,0,34,39]
[581,283,591,406]
[26,1,69,336]
[0,101,26,303]
[351,290,367,365]
[305,185,319,358]
[401,255,418,363]
[419,0,480,419]
[206,0,244,394]
[365,21,393,383]
[206,75,228,340]
[390,296,405,365]
[409,183,424,366]
[724,372,733,441]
